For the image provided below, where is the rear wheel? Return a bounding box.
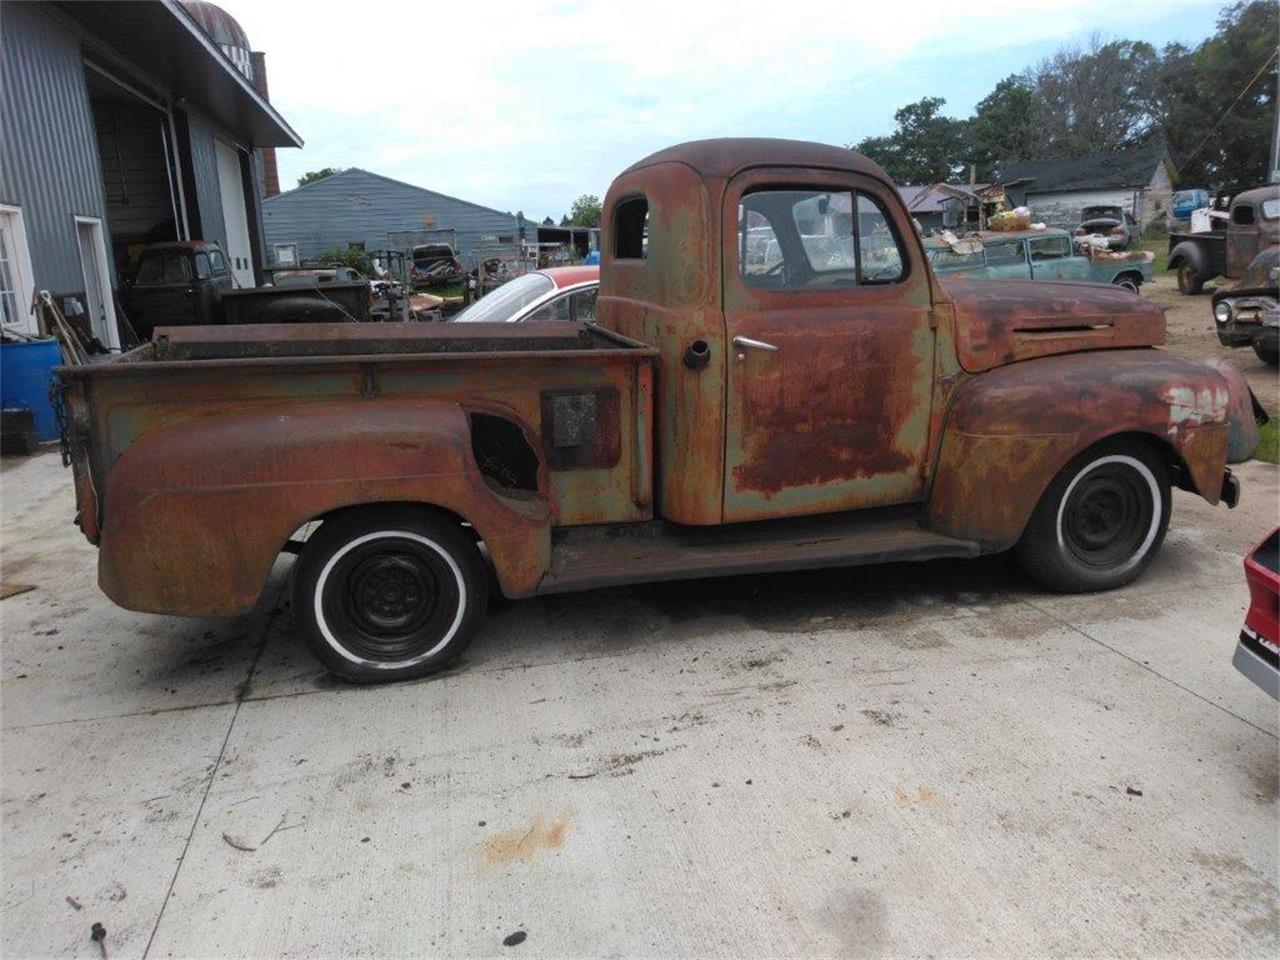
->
[293,508,488,682]
[1176,262,1204,295]
[1112,274,1141,293]
[1016,439,1171,593]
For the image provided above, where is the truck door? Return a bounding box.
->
[721,169,936,523]
[1226,200,1262,278]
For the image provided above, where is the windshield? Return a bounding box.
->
[453,273,555,323]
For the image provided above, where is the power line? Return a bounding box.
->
[1175,46,1278,175]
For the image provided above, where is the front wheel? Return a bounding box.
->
[293,508,489,682]
[1253,342,1279,367]
[1016,440,1171,593]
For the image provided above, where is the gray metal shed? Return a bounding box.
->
[262,168,536,270]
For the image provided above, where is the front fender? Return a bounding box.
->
[928,349,1232,549]
[99,399,550,617]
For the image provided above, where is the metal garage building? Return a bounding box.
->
[262,168,541,271]
[0,0,300,348]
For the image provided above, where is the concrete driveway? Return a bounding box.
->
[2,449,1277,958]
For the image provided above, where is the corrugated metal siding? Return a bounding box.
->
[262,169,525,266]
[0,1,111,295]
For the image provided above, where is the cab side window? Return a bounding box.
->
[570,288,597,322]
[985,242,1025,266]
[739,188,906,290]
[1028,236,1071,261]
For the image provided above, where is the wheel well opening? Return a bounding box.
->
[469,411,540,496]
[1096,431,1196,494]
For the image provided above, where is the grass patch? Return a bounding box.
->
[1138,238,1169,275]
[1255,420,1279,465]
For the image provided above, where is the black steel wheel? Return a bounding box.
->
[1253,342,1279,367]
[293,508,488,682]
[1017,439,1170,593]
[1176,262,1204,295]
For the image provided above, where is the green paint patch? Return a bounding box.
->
[1254,420,1279,465]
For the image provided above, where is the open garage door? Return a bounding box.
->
[215,140,255,288]
[86,65,183,287]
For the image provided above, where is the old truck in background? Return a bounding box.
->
[1167,187,1279,294]
[1212,247,1279,366]
[123,241,374,339]
[57,139,1248,682]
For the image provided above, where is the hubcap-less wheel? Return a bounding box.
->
[1115,278,1139,293]
[316,531,465,666]
[1056,456,1160,575]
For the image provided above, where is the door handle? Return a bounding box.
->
[733,335,778,355]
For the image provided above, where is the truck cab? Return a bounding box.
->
[1168,186,1280,294]
[123,241,233,336]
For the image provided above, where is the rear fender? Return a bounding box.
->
[928,350,1232,549]
[99,399,551,617]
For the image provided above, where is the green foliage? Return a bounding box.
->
[565,194,602,228]
[854,97,970,184]
[852,1,1278,190]
[968,78,1042,176]
[297,167,344,188]
[1158,0,1278,190]
[1255,420,1279,465]
[311,246,373,275]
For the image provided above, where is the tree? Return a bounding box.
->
[1027,36,1162,156]
[852,97,971,184]
[565,194,602,228]
[297,167,344,188]
[969,77,1043,178]
[1156,0,1278,190]
[541,216,556,226]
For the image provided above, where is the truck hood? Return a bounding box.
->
[1214,247,1279,302]
[943,277,1166,373]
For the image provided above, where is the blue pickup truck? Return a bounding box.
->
[923,228,1153,292]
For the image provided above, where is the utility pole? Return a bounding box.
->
[1271,52,1279,183]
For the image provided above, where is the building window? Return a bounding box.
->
[274,244,298,266]
[0,206,37,334]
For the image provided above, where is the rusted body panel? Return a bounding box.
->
[944,277,1166,373]
[928,349,1231,548]
[60,322,655,615]
[99,401,550,615]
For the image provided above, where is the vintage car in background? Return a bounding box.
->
[452,266,598,323]
[1212,248,1278,366]
[1075,205,1138,250]
[1168,186,1279,294]
[1233,528,1279,700]
[924,229,1153,291]
[409,242,466,286]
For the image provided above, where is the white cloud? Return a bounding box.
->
[231,0,1221,218]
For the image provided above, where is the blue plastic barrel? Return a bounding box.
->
[1,339,62,441]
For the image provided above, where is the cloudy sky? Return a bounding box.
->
[232,0,1229,221]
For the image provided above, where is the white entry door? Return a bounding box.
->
[214,139,255,288]
[75,216,119,350]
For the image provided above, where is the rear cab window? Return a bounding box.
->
[135,252,192,285]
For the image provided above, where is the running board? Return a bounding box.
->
[537,508,981,595]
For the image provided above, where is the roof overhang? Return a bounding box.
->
[54,0,302,148]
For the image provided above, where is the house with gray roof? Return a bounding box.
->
[999,145,1175,230]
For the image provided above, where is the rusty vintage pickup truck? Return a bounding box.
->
[57,139,1248,682]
